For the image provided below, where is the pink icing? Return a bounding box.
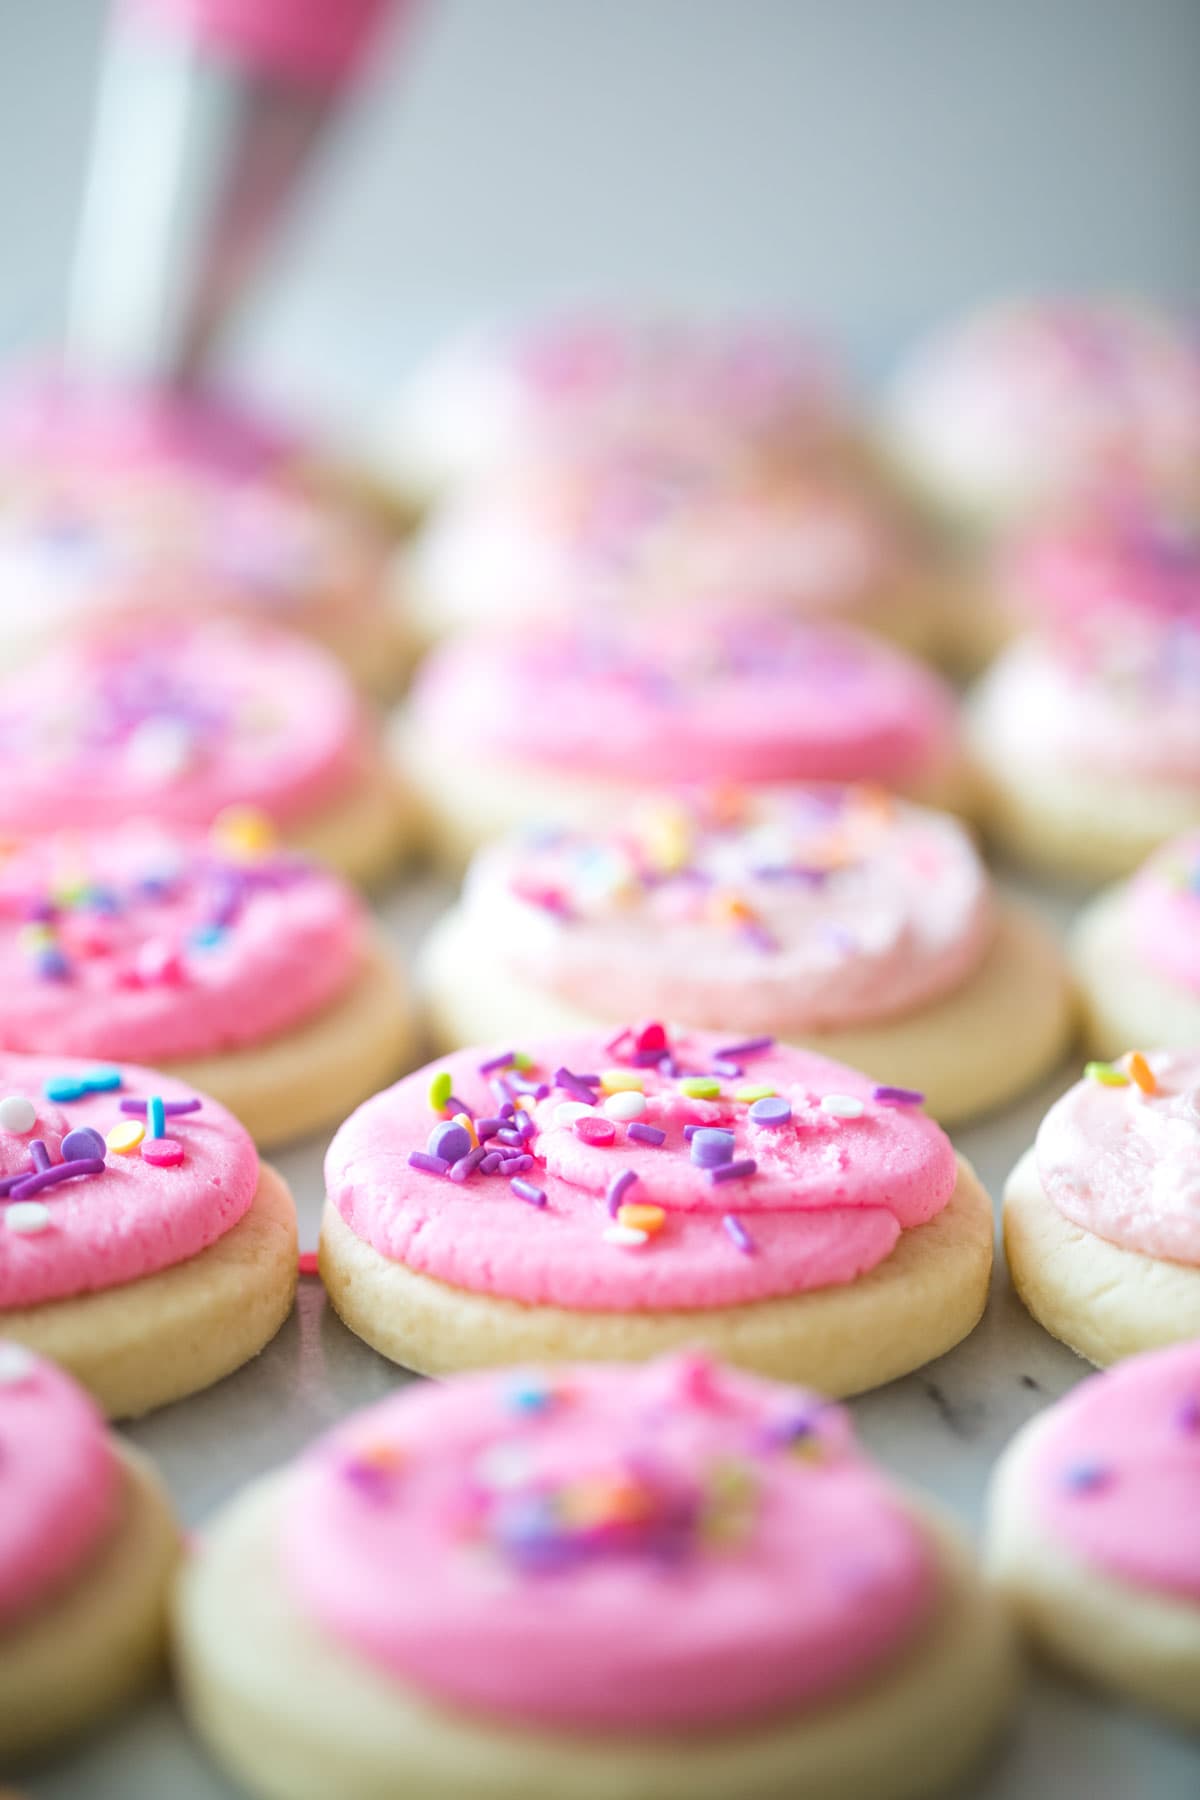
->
[1032,1341,1200,1603]
[0,1345,119,1628]
[1008,510,1200,634]
[1036,1051,1200,1265]
[0,616,366,837]
[326,1031,958,1309]
[461,786,992,1034]
[1129,831,1200,993]
[0,1054,258,1308]
[411,613,959,788]
[281,1356,935,1730]
[0,822,364,1062]
[121,0,390,85]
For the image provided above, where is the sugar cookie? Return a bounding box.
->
[1071,829,1200,1056]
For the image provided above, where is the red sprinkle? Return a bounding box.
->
[298,1251,321,1277]
[635,1021,668,1053]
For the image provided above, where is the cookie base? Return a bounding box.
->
[2,1163,298,1417]
[174,1477,1017,1800]
[986,1404,1200,1727]
[1069,884,1200,1058]
[418,901,1074,1127]
[1,1443,179,1764]
[289,749,414,889]
[1003,1146,1200,1367]
[319,1158,992,1396]
[169,932,414,1150]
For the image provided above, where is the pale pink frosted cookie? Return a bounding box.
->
[320,1029,993,1391]
[0,615,408,886]
[421,785,1071,1124]
[175,1354,1018,1800]
[403,443,947,654]
[1004,1050,1200,1366]
[373,314,849,503]
[0,1052,297,1415]
[885,298,1200,533]
[0,1343,179,1760]
[0,820,413,1146]
[397,611,967,859]
[988,1341,1200,1725]
[1071,828,1200,1055]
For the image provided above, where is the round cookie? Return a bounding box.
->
[321,1030,993,1393]
[0,1054,297,1416]
[0,365,409,696]
[419,785,1073,1125]
[371,313,851,507]
[400,442,953,658]
[396,611,970,864]
[0,820,414,1148]
[1003,1050,1200,1366]
[175,1354,1018,1800]
[986,1341,1200,1728]
[0,615,411,887]
[0,1344,180,1762]
[1071,829,1200,1057]
[883,297,1200,536]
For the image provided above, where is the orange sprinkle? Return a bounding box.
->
[1127,1052,1157,1095]
[453,1110,479,1148]
[616,1202,666,1236]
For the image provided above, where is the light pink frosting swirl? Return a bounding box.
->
[326,1031,958,1310]
[1128,830,1200,994]
[0,616,366,838]
[281,1356,935,1730]
[1036,1050,1200,1265]
[411,613,959,788]
[1032,1341,1200,1603]
[0,1344,118,1628]
[460,787,992,1033]
[0,823,364,1062]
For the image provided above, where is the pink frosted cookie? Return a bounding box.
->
[0,820,413,1147]
[402,442,950,656]
[0,1344,179,1759]
[0,1053,297,1415]
[0,615,409,886]
[885,298,1200,533]
[1071,828,1200,1056]
[397,611,967,861]
[421,785,1071,1124]
[1004,1050,1200,1367]
[320,1028,992,1392]
[175,1354,1017,1800]
[988,1341,1200,1726]
[968,535,1200,877]
[372,313,850,504]
[0,366,407,695]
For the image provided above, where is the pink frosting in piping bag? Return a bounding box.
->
[0,1345,119,1629]
[281,1356,936,1730]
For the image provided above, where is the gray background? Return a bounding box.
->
[1,0,1198,430]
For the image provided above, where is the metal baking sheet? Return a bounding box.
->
[23,871,1200,1800]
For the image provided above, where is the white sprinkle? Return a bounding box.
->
[0,1095,36,1135]
[473,1443,534,1489]
[603,1091,647,1122]
[820,1094,865,1119]
[553,1100,594,1127]
[123,718,197,782]
[5,1202,52,1235]
[602,1223,650,1249]
[0,1341,36,1385]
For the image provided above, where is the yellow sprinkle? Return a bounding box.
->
[599,1069,645,1094]
[211,804,276,861]
[453,1111,478,1149]
[680,1077,721,1100]
[1126,1052,1157,1096]
[1084,1061,1130,1087]
[735,1084,777,1104]
[107,1120,145,1154]
[616,1202,666,1236]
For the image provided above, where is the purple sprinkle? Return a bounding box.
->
[428,1120,473,1165]
[408,1151,450,1176]
[1174,1395,1200,1433]
[708,1157,757,1185]
[10,1157,105,1199]
[449,1146,489,1182]
[35,947,71,982]
[633,1048,665,1068]
[476,1117,503,1142]
[119,1096,203,1117]
[872,1085,925,1106]
[554,1066,599,1103]
[490,1077,516,1110]
[30,1140,51,1172]
[711,1059,743,1079]
[516,1112,538,1140]
[495,1128,526,1148]
[499,1154,533,1175]
[714,1036,775,1061]
[723,1214,756,1255]
[691,1128,736,1169]
[627,1122,666,1147]
[62,1126,107,1161]
[479,1151,503,1174]
[1062,1460,1111,1494]
[478,1050,516,1075]
[749,1096,791,1128]
[444,1095,474,1120]
[657,1054,680,1078]
[606,1168,638,1217]
[511,1177,547,1207]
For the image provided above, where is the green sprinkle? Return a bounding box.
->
[735,1083,777,1104]
[429,1071,454,1111]
[512,1051,534,1071]
[680,1077,721,1100]
[1084,1061,1130,1087]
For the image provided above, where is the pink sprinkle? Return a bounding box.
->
[634,1021,668,1054]
[142,1136,185,1167]
[298,1251,320,1276]
[575,1115,616,1146]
